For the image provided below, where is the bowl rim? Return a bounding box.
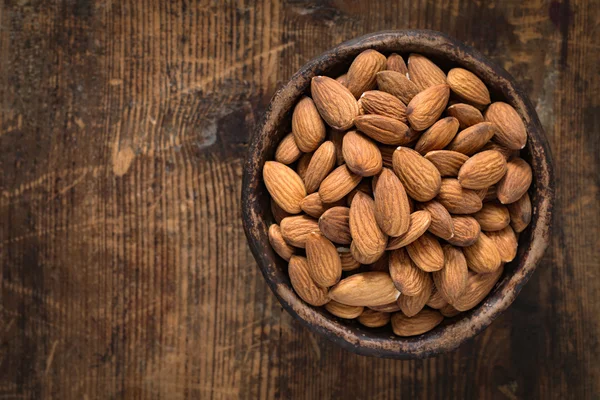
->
[241,29,554,359]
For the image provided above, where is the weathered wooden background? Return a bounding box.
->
[0,0,597,399]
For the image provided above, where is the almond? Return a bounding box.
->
[300,193,344,218]
[369,302,401,313]
[446,122,498,155]
[329,271,400,306]
[303,141,337,193]
[484,185,498,202]
[279,215,319,248]
[358,309,391,327]
[358,90,407,121]
[414,117,460,154]
[336,73,348,86]
[397,273,433,317]
[342,130,383,177]
[296,152,313,180]
[318,164,362,203]
[406,232,444,272]
[379,145,395,168]
[346,179,374,206]
[338,246,360,271]
[480,141,518,160]
[487,226,518,262]
[271,198,291,224]
[446,103,484,129]
[275,133,302,164]
[440,303,461,317]
[328,129,346,165]
[463,232,502,273]
[416,200,454,240]
[268,224,295,261]
[389,248,429,296]
[472,202,510,231]
[318,206,351,244]
[458,150,508,189]
[407,54,447,91]
[311,76,359,131]
[346,49,387,98]
[288,256,329,306]
[406,84,451,131]
[325,300,363,319]
[507,192,532,233]
[374,168,411,236]
[392,146,442,202]
[291,96,326,152]
[386,53,408,74]
[354,114,415,145]
[391,309,444,337]
[496,157,532,204]
[426,289,448,309]
[451,265,503,312]
[436,178,482,214]
[349,191,388,264]
[386,211,432,250]
[433,245,468,304]
[366,251,389,272]
[446,216,481,247]
[263,161,307,214]
[485,102,527,150]
[306,232,342,287]
[447,68,491,106]
[376,70,420,104]
[424,150,469,177]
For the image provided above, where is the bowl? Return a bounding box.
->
[241,30,554,359]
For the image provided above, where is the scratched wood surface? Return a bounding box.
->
[0,1,598,399]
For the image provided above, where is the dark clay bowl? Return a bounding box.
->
[242,30,554,359]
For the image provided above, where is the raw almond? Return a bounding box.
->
[446,216,481,247]
[379,145,395,168]
[271,198,291,224]
[374,168,411,236]
[436,178,482,214]
[291,96,326,152]
[433,245,468,304]
[406,232,444,272]
[446,122,498,155]
[458,150,508,189]
[303,141,337,193]
[328,129,346,166]
[296,152,313,180]
[354,114,415,145]
[406,84,451,131]
[451,265,503,312]
[338,246,360,271]
[389,248,429,296]
[392,146,442,202]
[391,309,444,337]
[407,54,447,90]
[369,302,401,313]
[414,117,460,154]
[447,68,491,106]
[300,193,344,218]
[376,70,420,104]
[484,185,498,202]
[487,225,518,262]
[342,130,383,177]
[275,133,302,164]
[346,49,387,98]
[366,251,389,272]
[426,289,448,309]
[446,103,484,129]
[263,161,307,214]
[480,141,518,160]
[329,271,400,306]
[463,232,502,273]
[325,300,363,319]
[318,164,362,203]
[288,256,329,306]
[306,232,342,287]
[311,76,359,131]
[440,303,461,317]
[358,309,391,327]
[386,53,408,74]
[387,211,432,250]
[507,192,532,233]
[424,150,469,177]
[358,90,407,121]
[349,192,388,264]
[346,179,374,206]
[416,200,454,240]
[268,224,295,261]
[318,206,351,244]
[472,202,510,231]
[279,215,319,248]
[485,102,527,150]
[496,157,532,204]
[397,274,433,317]
[474,188,487,201]
[336,73,348,86]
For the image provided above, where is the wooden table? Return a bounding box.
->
[0,1,597,399]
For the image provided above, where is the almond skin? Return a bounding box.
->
[446,103,484,129]
[446,122,498,155]
[472,202,510,231]
[414,117,460,155]
[328,129,346,166]
[338,247,360,271]
[440,303,461,317]
[346,179,374,206]
[275,133,302,164]
[263,161,307,214]
[288,256,329,306]
[389,248,430,296]
[463,232,502,273]
[486,225,518,262]
[386,53,408,74]
[291,96,326,152]
[354,114,416,145]
[358,90,407,122]
[391,309,444,337]
[446,216,481,247]
[437,178,483,214]
[507,192,532,233]
[358,309,391,327]
[311,76,359,131]
[279,215,319,248]
[406,84,451,131]
[433,245,468,304]
[387,211,432,250]
[342,130,383,177]
[480,141,518,161]
[451,265,504,312]
[407,54,447,91]
[496,157,532,204]
[319,164,362,203]
[296,152,313,180]
[392,146,442,202]
[458,150,508,189]
[346,49,387,98]
[303,141,337,193]
[300,193,344,218]
[416,200,454,240]
[329,271,400,307]
[369,302,401,313]
[325,300,364,319]
[485,102,527,150]
[374,168,411,236]
[268,224,296,261]
[349,192,388,264]
[484,185,498,202]
[376,70,420,104]
[336,73,348,86]
[318,206,351,244]
[397,273,433,317]
[406,232,444,272]
[447,68,491,106]
[271,198,291,224]
[426,289,448,309]
[424,150,469,177]
[306,232,342,287]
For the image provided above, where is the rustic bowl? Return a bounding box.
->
[241,30,554,359]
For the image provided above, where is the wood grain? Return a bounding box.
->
[0,0,597,399]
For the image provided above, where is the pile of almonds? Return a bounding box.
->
[265,50,533,337]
